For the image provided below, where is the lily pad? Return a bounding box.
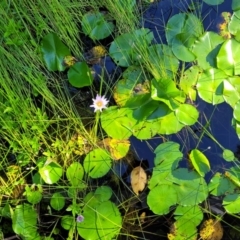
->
[175,104,199,126]
[101,106,137,139]
[50,192,65,211]
[223,79,240,108]
[233,100,240,121]
[223,194,240,214]
[81,12,114,40]
[196,68,226,105]
[12,204,39,238]
[192,31,224,70]
[41,33,70,71]
[147,184,178,215]
[189,149,210,177]
[109,28,154,67]
[39,161,63,184]
[180,65,202,101]
[77,201,122,239]
[67,62,93,88]
[83,149,112,178]
[66,162,84,186]
[217,39,240,76]
[223,149,235,161]
[208,172,236,196]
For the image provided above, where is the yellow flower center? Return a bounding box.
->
[96,101,103,107]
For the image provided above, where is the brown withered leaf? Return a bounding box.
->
[130,166,147,195]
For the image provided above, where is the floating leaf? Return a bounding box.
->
[61,215,74,230]
[41,33,70,71]
[101,106,137,139]
[95,186,112,202]
[180,65,202,101]
[223,194,240,213]
[189,149,210,177]
[109,28,154,67]
[147,184,178,215]
[39,161,63,184]
[232,0,240,11]
[12,204,39,238]
[223,149,235,161]
[175,104,199,126]
[174,205,203,227]
[81,12,114,40]
[100,138,130,160]
[208,172,235,196]
[50,192,65,211]
[217,39,240,76]
[66,162,84,186]
[67,62,93,88]
[168,220,197,240]
[24,185,42,204]
[83,148,112,178]
[192,31,224,70]
[223,79,240,108]
[196,68,226,105]
[130,166,147,195]
[147,44,179,79]
[77,201,122,239]
[234,100,240,121]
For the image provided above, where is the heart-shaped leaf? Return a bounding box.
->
[67,62,93,88]
[41,33,70,71]
[83,149,112,178]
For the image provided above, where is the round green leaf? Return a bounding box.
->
[173,169,208,206]
[223,194,240,214]
[175,104,199,125]
[66,162,84,186]
[203,0,224,5]
[234,100,240,121]
[67,62,93,88]
[180,65,202,101]
[192,31,224,70]
[95,186,112,202]
[83,149,112,178]
[158,111,185,134]
[50,192,65,211]
[217,39,240,76]
[229,10,240,36]
[41,33,70,71]
[109,28,154,67]
[174,205,203,227]
[232,0,240,11]
[12,204,39,238]
[147,184,178,215]
[223,79,240,108]
[223,149,235,162]
[39,161,63,184]
[196,68,226,105]
[101,106,137,139]
[25,185,42,205]
[172,34,196,62]
[81,12,114,40]
[148,44,179,78]
[189,149,210,177]
[61,215,74,230]
[208,172,235,196]
[77,201,122,239]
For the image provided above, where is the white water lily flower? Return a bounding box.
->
[90,94,109,112]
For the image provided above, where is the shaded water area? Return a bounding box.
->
[129,0,239,181]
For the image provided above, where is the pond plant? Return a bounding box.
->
[2,0,240,239]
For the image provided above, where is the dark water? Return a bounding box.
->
[129,0,239,181]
